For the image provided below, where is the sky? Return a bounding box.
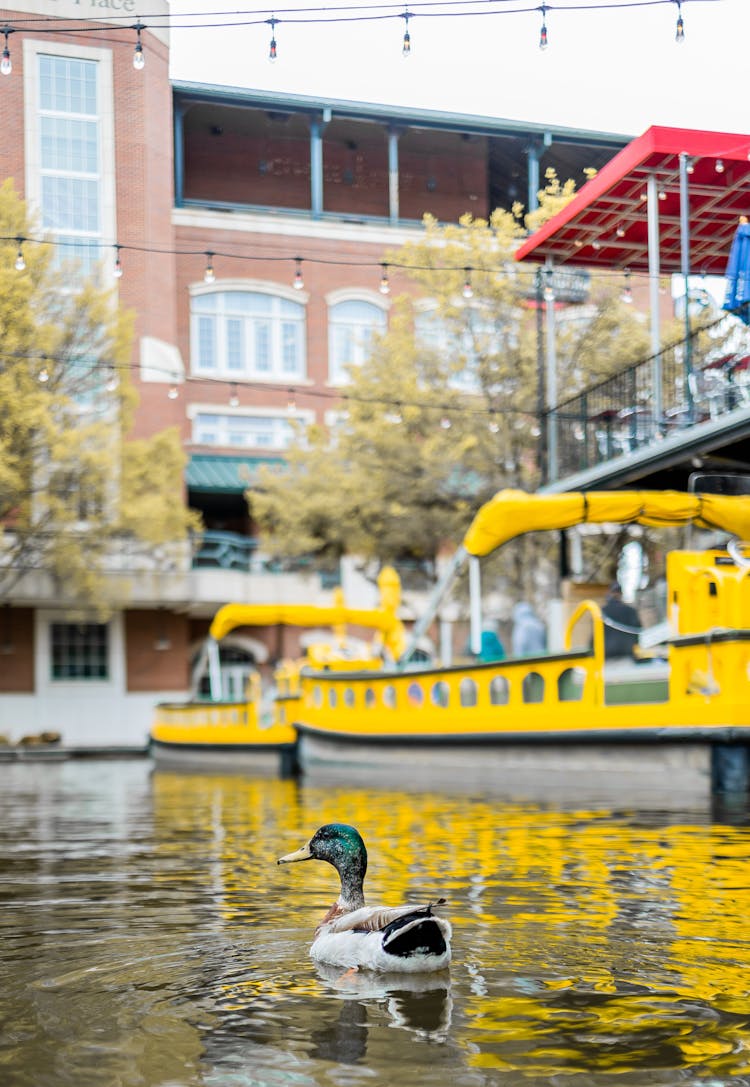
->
[168,0,750,138]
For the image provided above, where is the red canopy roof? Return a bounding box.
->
[514,126,750,275]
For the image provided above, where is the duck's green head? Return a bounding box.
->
[278,824,367,903]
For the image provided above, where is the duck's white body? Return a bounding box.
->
[311,903,452,973]
[278,823,453,975]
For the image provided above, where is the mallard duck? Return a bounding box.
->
[278,823,452,973]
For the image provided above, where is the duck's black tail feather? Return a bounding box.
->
[381,908,448,959]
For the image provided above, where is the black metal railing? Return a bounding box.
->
[550,340,750,481]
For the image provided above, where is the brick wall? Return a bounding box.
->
[0,607,34,692]
[125,609,190,691]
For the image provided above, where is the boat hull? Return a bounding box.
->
[294,723,750,804]
[150,738,297,775]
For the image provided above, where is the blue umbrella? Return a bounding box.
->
[723,220,750,325]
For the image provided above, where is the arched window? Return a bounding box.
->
[328,298,387,384]
[191,288,306,380]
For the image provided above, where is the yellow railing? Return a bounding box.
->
[151,700,296,746]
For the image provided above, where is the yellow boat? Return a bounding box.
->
[288,489,750,800]
[150,573,406,774]
[152,488,750,797]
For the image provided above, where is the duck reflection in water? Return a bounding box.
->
[313,962,453,1051]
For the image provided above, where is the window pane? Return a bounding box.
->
[41,116,98,173]
[281,321,300,374]
[196,316,216,370]
[50,622,108,680]
[254,321,271,372]
[226,318,243,372]
[41,176,99,233]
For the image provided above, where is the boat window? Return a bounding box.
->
[365,687,376,707]
[344,687,356,708]
[558,667,585,702]
[313,686,323,708]
[431,681,450,708]
[407,681,424,707]
[460,677,478,707]
[383,685,397,708]
[490,675,509,705]
[522,672,545,703]
[328,687,338,708]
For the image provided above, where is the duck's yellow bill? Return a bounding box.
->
[277,842,312,864]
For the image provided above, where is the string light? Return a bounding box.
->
[38,361,49,383]
[615,225,626,238]
[268,15,278,61]
[204,251,215,283]
[440,416,452,429]
[675,0,685,42]
[715,159,725,174]
[1,26,12,76]
[488,413,500,434]
[401,9,411,57]
[287,388,297,412]
[539,4,548,50]
[167,383,179,400]
[293,257,304,290]
[462,268,473,299]
[14,238,25,271]
[113,245,123,279]
[621,269,633,304]
[229,382,239,407]
[132,21,145,70]
[379,263,390,295]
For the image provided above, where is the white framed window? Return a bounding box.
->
[24,40,116,281]
[50,622,109,680]
[192,411,298,451]
[328,296,387,384]
[191,288,307,381]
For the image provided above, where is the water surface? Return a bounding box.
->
[2,759,750,1086]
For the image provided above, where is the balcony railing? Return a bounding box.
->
[192,530,341,587]
[551,343,750,480]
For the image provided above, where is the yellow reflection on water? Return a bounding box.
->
[150,771,750,1078]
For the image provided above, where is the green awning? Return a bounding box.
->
[186,454,283,494]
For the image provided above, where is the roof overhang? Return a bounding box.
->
[515,125,750,275]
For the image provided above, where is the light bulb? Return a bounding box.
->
[402,12,411,57]
[113,248,123,278]
[440,416,451,430]
[715,159,725,174]
[462,269,473,299]
[38,366,49,383]
[539,5,548,49]
[287,389,297,413]
[293,259,304,290]
[621,273,633,304]
[0,28,11,75]
[269,17,278,61]
[106,368,119,392]
[204,253,215,283]
[675,2,685,42]
[488,417,500,434]
[132,23,145,70]
[229,383,239,408]
[616,226,626,238]
[379,265,390,295]
[168,384,178,400]
[14,244,25,271]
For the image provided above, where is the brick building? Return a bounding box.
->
[0,0,627,746]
